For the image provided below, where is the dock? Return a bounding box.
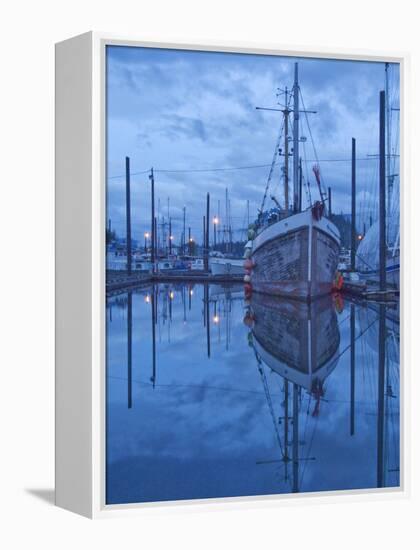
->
[107,269,400,304]
[106,271,151,293]
[342,281,399,302]
[106,269,243,295]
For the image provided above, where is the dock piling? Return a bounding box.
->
[351,138,356,271]
[125,157,132,274]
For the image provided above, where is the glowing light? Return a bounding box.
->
[169,291,174,299]
[144,232,150,238]
[213,315,220,324]
[189,289,194,296]
[145,295,150,303]
[189,237,194,243]
[358,234,363,241]
[213,216,219,224]
[169,235,174,240]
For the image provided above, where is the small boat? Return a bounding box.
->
[357,223,400,290]
[191,258,205,270]
[157,259,174,271]
[337,248,351,271]
[107,251,152,272]
[209,256,244,275]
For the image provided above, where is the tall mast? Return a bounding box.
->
[182,206,186,254]
[379,91,387,291]
[284,88,289,211]
[293,63,300,213]
[125,157,132,274]
[149,167,155,270]
[385,63,392,227]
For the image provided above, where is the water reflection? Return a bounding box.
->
[106,284,400,504]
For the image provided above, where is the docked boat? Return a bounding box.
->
[337,248,351,271]
[250,206,340,299]
[356,63,400,291]
[210,256,244,275]
[106,251,152,272]
[357,220,400,290]
[191,257,205,270]
[358,245,399,289]
[248,63,340,301]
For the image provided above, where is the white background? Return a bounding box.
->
[0,0,419,548]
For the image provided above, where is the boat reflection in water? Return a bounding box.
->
[245,293,340,492]
[248,294,340,408]
[106,283,400,504]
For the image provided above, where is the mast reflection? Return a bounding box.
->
[246,293,340,493]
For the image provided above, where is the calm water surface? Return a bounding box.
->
[106,283,400,504]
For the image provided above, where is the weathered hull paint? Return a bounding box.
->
[251,210,340,301]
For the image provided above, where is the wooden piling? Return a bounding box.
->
[379,91,386,292]
[125,157,132,274]
[351,138,356,271]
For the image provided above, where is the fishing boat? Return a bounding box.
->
[248,63,340,301]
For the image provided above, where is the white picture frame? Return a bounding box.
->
[55,31,409,518]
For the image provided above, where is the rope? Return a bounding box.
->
[259,120,285,213]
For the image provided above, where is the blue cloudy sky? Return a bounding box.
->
[106,46,400,244]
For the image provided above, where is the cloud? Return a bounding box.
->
[106,46,400,243]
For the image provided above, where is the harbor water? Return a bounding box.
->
[106,283,400,504]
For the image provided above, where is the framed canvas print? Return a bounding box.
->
[55,32,407,518]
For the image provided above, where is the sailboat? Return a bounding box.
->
[356,63,400,291]
[247,63,341,301]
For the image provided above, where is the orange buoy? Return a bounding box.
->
[243,258,254,271]
[333,271,344,291]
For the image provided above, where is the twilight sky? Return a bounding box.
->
[106,45,400,245]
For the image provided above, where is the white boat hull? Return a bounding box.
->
[250,209,340,301]
[358,252,400,290]
[210,258,244,275]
